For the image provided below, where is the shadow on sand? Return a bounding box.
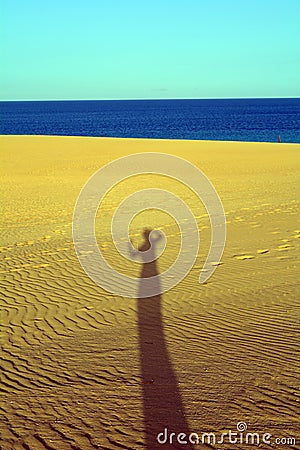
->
[137,228,194,449]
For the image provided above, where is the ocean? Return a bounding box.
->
[0,98,299,143]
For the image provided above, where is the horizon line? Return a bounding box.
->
[0,96,299,102]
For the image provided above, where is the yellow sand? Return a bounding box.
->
[1,135,299,449]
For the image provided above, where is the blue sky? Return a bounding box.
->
[0,0,299,100]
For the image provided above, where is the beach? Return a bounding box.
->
[1,135,299,449]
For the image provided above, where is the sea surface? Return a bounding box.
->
[0,98,299,143]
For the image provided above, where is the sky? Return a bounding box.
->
[0,0,299,100]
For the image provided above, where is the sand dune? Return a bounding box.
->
[1,135,299,449]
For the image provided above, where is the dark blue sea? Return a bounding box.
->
[0,98,299,143]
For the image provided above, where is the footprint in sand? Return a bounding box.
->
[233,254,255,260]
[53,229,66,234]
[276,244,292,252]
[16,240,35,246]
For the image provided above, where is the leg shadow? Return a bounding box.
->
[137,229,194,449]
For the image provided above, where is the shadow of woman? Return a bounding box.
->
[136,228,194,449]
